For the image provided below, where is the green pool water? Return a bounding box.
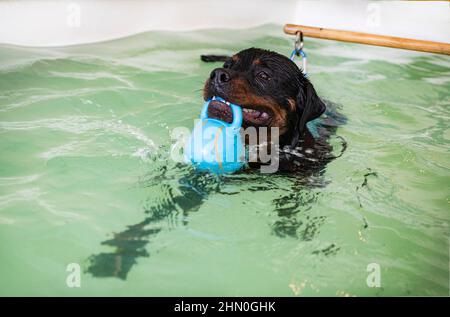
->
[0,25,449,296]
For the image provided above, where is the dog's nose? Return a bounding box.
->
[210,68,230,87]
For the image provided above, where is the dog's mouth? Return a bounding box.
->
[207,97,272,127]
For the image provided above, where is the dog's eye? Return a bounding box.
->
[224,61,233,69]
[257,71,270,80]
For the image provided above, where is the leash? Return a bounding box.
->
[290,31,307,77]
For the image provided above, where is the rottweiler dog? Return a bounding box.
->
[87,48,346,279]
[202,48,341,173]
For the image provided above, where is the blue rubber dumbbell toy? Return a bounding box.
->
[185,96,245,174]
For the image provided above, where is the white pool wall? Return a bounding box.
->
[0,0,449,47]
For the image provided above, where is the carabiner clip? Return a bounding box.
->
[290,31,307,76]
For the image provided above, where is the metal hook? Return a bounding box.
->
[290,31,307,76]
[295,31,304,52]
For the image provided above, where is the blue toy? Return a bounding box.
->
[185,96,245,174]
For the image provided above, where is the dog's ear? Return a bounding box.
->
[291,81,326,147]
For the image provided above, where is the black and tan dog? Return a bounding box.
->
[203,47,343,173]
[204,48,324,145]
[87,48,346,279]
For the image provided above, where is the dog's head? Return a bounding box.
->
[203,48,326,147]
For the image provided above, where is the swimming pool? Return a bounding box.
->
[0,25,448,296]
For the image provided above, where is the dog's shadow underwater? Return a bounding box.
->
[86,100,347,280]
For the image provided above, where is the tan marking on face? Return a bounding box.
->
[226,76,289,135]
